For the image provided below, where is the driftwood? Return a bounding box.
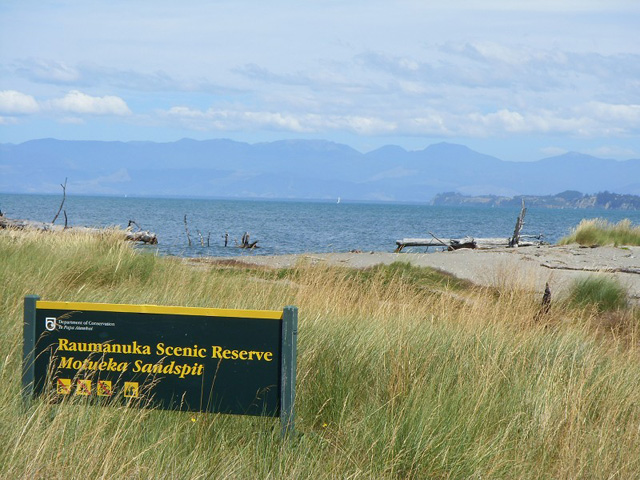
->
[428,231,448,247]
[449,237,477,250]
[52,178,67,225]
[183,214,192,246]
[394,236,543,252]
[0,217,70,232]
[540,263,640,275]
[395,199,543,252]
[1,216,158,245]
[125,220,158,244]
[238,231,259,249]
[509,199,526,247]
[127,220,142,231]
[124,230,158,244]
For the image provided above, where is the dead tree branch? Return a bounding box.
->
[428,231,448,247]
[127,220,142,231]
[184,214,192,246]
[52,178,67,224]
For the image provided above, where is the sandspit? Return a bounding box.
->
[216,245,640,302]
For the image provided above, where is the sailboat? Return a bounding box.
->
[337,197,341,204]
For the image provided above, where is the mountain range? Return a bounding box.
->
[1,138,639,202]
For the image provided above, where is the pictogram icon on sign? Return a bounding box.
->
[57,378,71,395]
[97,380,112,396]
[76,379,91,396]
[123,381,139,398]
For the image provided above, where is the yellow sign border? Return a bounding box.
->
[36,300,283,320]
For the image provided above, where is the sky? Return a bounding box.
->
[1,0,639,161]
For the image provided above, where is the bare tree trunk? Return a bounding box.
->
[509,199,526,247]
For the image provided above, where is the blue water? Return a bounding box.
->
[2,193,640,258]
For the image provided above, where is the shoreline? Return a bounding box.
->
[207,245,640,302]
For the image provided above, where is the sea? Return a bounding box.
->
[2,193,640,258]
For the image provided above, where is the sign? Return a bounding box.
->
[22,296,297,435]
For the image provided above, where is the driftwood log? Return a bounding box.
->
[125,220,158,244]
[124,230,158,244]
[540,263,640,275]
[394,236,543,252]
[395,199,543,252]
[0,216,158,245]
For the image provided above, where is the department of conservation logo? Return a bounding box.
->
[45,317,57,331]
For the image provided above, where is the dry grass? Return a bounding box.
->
[1,229,640,478]
[559,218,640,246]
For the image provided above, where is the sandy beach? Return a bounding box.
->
[215,245,640,303]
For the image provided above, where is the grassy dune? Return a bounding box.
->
[560,218,640,246]
[1,229,640,479]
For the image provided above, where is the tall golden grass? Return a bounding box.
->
[1,229,639,478]
[560,218,640,246]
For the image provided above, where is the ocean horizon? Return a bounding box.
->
[3,192,640,258]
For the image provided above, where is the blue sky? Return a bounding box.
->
[1,0,639,161]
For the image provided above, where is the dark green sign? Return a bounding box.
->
[23,296,297,434]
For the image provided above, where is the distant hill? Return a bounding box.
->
[432,191,640,210]
[1,138,639,202]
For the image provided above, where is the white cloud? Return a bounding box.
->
[0,90,39,114]
[163,106,396,135]
[164,107,306,132]
[463,1,640,12]
[584,102,640,124]
[59,116,85,125]
[540,146,568,157]
[0,116,19,125]
[49,90,131,116]
[466,109,589,136]
[587,146,638,159]
[14,59,80,84]
[159,101,640,141]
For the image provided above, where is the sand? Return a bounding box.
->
[214,245,640,303]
